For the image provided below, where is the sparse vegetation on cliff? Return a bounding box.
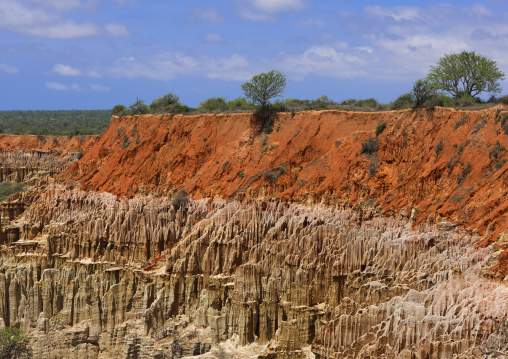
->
[0,327,31,359]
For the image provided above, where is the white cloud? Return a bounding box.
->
[107,53,252,82]
[46,81,81,91]
[188,7,224,25]
[366,5,421,22]
[0,63,19,74]
[202,33,224,44]
[251,0,304,13]
[0,0,130,39]
[52,63,81,76]
[90,84,110,91]
[105,23,130,37]
[234,0,305,21]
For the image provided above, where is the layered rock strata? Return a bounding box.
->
[0,150,82,184]
[0,184,506,358]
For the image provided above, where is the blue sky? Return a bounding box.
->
[1,0,507,110]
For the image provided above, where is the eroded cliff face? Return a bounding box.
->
[0,108,508,358]
[0,134,97,185]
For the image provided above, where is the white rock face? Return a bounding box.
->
[0,185,506,358]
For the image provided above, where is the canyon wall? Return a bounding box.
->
[0,108,508,358]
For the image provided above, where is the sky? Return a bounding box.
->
[1,0,508,110]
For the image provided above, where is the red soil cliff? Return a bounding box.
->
[61,108,508,273]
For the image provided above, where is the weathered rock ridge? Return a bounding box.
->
[60,107,508,277]
[0,184,506,358]
[0,108,508,358]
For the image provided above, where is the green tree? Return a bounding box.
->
[111,104,129,116]
[412,78,436,108]
[241,70,286,132]
[427,50,505,99]
[129,99,150,115]
[0,327,32,359]
[198,97,228,113]
[241,70,286,110]
[150,92,181,114]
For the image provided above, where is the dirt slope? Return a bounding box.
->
[59,107,508,275]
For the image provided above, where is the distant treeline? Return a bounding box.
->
[0,110,111,136]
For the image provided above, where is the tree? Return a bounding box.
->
[129,99,150,115]
[0,327,32,359]
[111,104,129,117]
[427,50,505,99]
[150,92,180,114]
[241,70,286,110]
[241,70,286,132]
[412,78,436,108]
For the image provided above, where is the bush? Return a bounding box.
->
[412,79,436,109]
[456,94,477,107]
[490,141,506,160]
[390,93,414,110]
[172,188,189,211]
[356,98,378,109]
[129,99,150,115]
[0,182,24,202]
[375,122,387,137]
[198,97,228,113]
[499,95,508,105]
[307,96,335,110]
[0,326,31,359]
[111,104,129,116]
[360,137,379,155]
[227,97,255,111]
[149,92,191,114]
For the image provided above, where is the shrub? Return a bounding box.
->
[456,94,477,107]
[434,138,445,157]
[368,160,378,176]
[150,93,180,114]
[0,326,31,359]
[489,141,506,160]
[0,182,24,202]
[499,95,508,105]
[412,79,436,109]
[227,97,255,111]
[360,137,379,155]
[375,122,387,137]
[307,96,335,110]
[129,99,150,115]
[172,188,189,211]
[390,93,414,110]
[356,98,378,109]
[198,97,228,113]
[112,104,129,116]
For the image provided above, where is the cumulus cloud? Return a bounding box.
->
[365,5,421,22]
[105,23,130,37]
[107,53,252,82]
[90,84,110,91]
[188,7,224,25]
[234,0,305,21]
[251,0,304,13]
[0,0,130,39]
[202,32,225,44]
[0,63,19,74]
[46,81,81,91]
[52,63,81,76]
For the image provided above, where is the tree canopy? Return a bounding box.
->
[241,70,286,109]
[427,50,505,98]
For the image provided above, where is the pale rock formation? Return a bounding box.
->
[0,185,506,358]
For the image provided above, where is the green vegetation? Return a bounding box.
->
[0,182,23,202]
[360,137,379,155]
[242,70,287,133]
[375,122,387,137]
[150,92,190,114]
[0,326,31,359]
[198,97,228,113]
[427,50,505,99]
[129,99,150,115]
[0,110,110,135]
